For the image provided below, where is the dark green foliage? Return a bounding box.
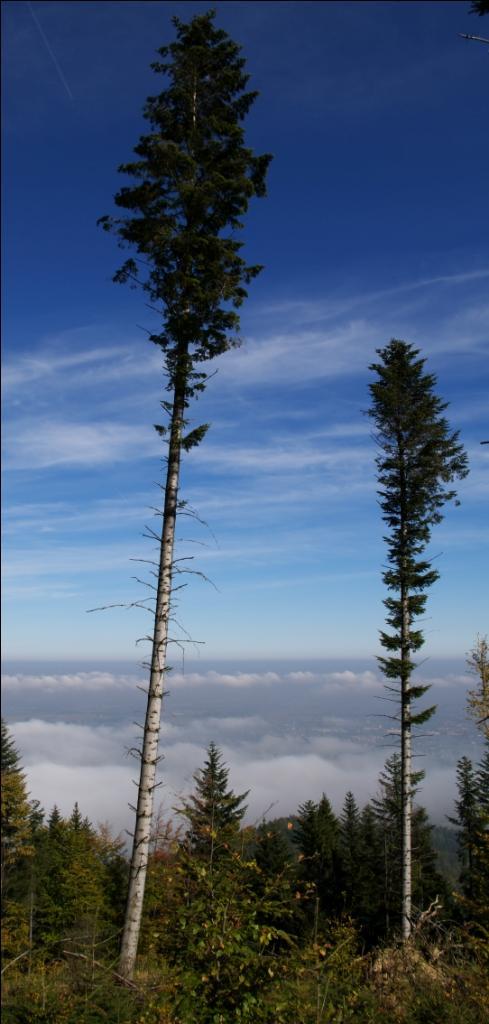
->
[27,807,125,956]
[255,821,292,877]
[293,795,342,926]
[430,825,459,885]
[449,753,488,916]
[470,0,489,14]
[478,744,489,812]
[251,823,297,946]
[339,791,362,913]
[371,755,404,935]
[449,757,481,897]
[159,847,295,1023]
[355,803,385,943]
[372,755,448,937]
[264,816,299,857]
[99,9,272,399]
[178,741,249,859]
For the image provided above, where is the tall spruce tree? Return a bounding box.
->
[368,340,468,939]
[99,11,271,977]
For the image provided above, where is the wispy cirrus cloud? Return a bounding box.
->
[4,271,487,410]
[258,268,489,325]
[2,497,151,536]
[3,335,161,396]
[4,420,159,470]
[2,346,124,389]
[190,440,371,475]
[2,541,135,580]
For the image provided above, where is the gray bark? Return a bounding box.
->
[118,358,187,979]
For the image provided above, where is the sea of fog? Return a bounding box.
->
[2,657,484,839]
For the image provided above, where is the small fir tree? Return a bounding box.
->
[368,339,468,939]
[339,791,362,914]
[178,741,248,862]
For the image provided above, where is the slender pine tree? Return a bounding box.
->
[99,10,271,977]
[368,340,468,939]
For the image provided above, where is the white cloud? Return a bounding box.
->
[6,670,476,838]
[0,666,403,696]
[27,761,135,836]
[4,420,160,470]
[323,670,381,690]
[2,671,141,691]
[12,719,135,766]
[171,670,281,688]
[287,670,317,682]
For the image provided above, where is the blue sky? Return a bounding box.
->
[2,0,488,666]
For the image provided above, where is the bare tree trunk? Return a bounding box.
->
[401,584,412,942]
[119,351,187,979]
